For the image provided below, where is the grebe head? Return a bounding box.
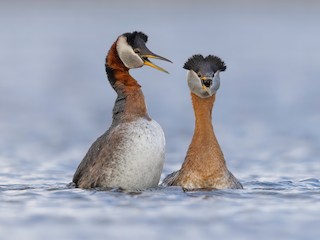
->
[116,31,172,73]
[183,54,226,98]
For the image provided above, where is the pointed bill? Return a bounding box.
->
[143,58,169,73]
[139,46,172,73]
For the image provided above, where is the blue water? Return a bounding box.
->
[1,1,320,239]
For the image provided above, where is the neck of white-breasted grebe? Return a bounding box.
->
[105,42,150,124]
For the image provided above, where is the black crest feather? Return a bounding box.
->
[183,54,227,72]
[183,54,205,72]
[205,55,227,71]
[123,31,148,46]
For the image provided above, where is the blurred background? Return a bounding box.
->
[1,0,319,180]
[0,0,320,239]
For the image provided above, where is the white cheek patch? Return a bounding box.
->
[208,71,220,95]
[116,36,144,69]
[187,70,203,95]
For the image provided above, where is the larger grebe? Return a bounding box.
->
[162,54,242,189]
[73,31,172,190]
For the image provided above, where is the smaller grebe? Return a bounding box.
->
[73,31,172,190]
[162,54,242,189]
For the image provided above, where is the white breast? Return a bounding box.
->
[104,118,165,190]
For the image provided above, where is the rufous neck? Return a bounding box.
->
[190,92,223,156]
[191,93,215,133]
[111,88,150,123]
[182,92,225,173]
[105,41,149,123]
